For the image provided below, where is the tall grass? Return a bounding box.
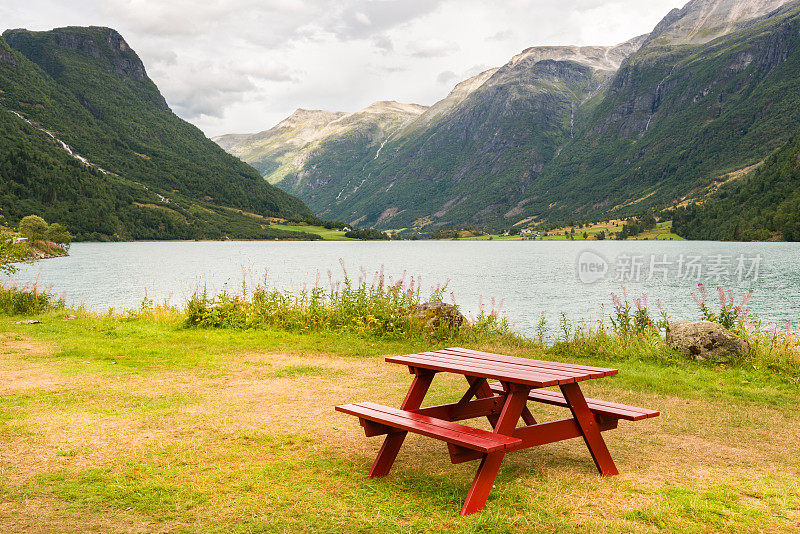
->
[0,280,64,315]
[546,284,799,377]
[183,261,518,343]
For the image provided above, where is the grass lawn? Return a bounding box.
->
[269,224,352,241]
[1,312,798,533]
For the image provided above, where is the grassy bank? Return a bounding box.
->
[0,277,798,533]
[0,309,798,533]
[269,223,351,241]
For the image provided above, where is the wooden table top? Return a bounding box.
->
[385,347,618,387]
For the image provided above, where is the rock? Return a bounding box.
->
[666,320,750,362]
[15,319,42,324]
[411,302,466,333]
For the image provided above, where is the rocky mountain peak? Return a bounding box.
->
[4,26,147,80]
[509,36,646,72]
[645,0,792,46]
[407,68,500,129]
[279,109,345,129]
[359,100,428,116]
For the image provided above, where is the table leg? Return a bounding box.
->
[560,382,619,476]
[461,385,530,515]
[472,378,537,427]
[368,369,435,478]
[467,376,501,427]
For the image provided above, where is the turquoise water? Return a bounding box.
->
[6,240,800,337]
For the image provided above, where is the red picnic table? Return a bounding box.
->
[336,347,659,515]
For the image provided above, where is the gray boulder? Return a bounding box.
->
[666,320,750,362]
[411,302,466,332]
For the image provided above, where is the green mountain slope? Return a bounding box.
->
[0,26,316,240]
[522,0,800,225]
[672,134,800,240]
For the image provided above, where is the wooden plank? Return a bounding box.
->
[451,376,486,419]
[433,349,602,378]
[416,351,598,381]
[360,419,400,437]
[386,354,570,387]
[487,383,659,421]
[467,376,501,427]
[411,396,503,422]
[437,348,614,379]
[447,443,484,464]
[522,388,657,415]
[361,402,521,448]
[337,402,521,453]
[445,347,618,375]
[509,416,618,450]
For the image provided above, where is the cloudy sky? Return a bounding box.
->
[2,0,685,137]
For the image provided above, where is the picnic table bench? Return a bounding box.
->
[336,347,659,515]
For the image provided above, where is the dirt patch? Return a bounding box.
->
[0,333,68,393]
[0,497,175,534]
[0,333,53,358]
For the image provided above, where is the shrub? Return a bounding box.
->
[183,261,519,343]
[19,215,48,241]
[45,223,72,248]
[0,281,64,315]
[550,285,798,377]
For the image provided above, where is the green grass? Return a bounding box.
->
[0,310,798,533]
[269,223,352,240]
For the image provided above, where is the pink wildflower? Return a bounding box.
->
[739,289,754,309]
[717,286,726,308]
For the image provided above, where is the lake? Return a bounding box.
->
[6,240,800,338]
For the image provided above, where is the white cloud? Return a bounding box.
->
[436,70,458,84]
[354,12,370,25]
[0,0,686,136]
[407,39,460,58]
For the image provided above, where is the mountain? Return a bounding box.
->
[672,134,800,240]
[0,26,316,241]
[526,0,800,225]
[218,38,646,228]
[644,0,789,46]
[215,0,800,234]
[213,101,428,205]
